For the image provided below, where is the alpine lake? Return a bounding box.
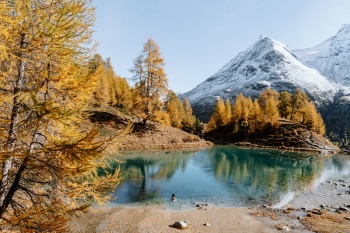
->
[104,146,350,210]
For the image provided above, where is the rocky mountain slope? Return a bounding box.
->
[181,35,348,122]
[294,24,350,86]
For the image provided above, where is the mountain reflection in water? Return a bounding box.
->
[107,146,350,209]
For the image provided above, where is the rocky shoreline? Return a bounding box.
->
[68,167,350,233]
[251,167,350,233]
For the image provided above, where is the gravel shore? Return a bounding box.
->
[67,206,278,233]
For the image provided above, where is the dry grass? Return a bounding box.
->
[301,211,350,233]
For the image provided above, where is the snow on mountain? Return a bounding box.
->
[294,24,350,85]
[181,36,347,121]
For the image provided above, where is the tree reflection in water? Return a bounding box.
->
[110,151,193,204]
[108,147,350,207]
[207,147,327,205]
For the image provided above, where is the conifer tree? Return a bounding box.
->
[290,89,309,121]
[278,91,292,118]
[165,92,185,128]
[249,99,264,133]
[232,93,245,123]
[265,97,279,127]
[316,113,326,135]
[224,99,232,125]
[114,76,133,111]
[193,118,204,134]
[0,1,122,231]
[207,99,226,131]
[303,102,325,135]
[183,98,195,126]
[130,38,168,124]
[258,88,279,114]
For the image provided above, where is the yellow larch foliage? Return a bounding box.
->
[0,1,124,231]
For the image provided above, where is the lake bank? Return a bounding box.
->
[68,150,350,233]
[67,174,350,233]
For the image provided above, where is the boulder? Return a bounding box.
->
[173,221,188,229]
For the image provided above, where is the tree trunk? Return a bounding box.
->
[0,33,26,207]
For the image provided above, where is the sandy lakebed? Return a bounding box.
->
[68,154,350,233]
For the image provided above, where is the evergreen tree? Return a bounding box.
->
[193,118,204,134]
[0,1,121,231]
[130,38,168,124]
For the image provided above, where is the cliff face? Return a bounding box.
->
[205,118,339,152]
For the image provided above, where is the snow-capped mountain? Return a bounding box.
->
[181,36,346,121]
[294,24,350,86]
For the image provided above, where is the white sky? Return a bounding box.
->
[92,0,350,93]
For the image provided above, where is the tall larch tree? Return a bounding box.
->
[258,88,280,115]
[165,92,184,128]
[183,98,195,127]
[232,94,244,122]
[290,89,309,121]
[249,99,264,133]
[114,76,133,111]
[224,99,232,125]
[0,1,122,231]
[130,38,168,124]
[278,91,292,119]
[207,99,226,131]
[265,97,279,127]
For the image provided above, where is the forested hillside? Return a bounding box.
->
[206,88,325,135]
[89,38,202,134]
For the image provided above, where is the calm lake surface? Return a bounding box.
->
[107,146,350,210]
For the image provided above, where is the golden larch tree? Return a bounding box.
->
[278,91,292,119]
[224,99,232,125]
[207,99,226,131]
[290,89,309,121]
[130,38,168,124]
[0,0,122,231]
[165,92,184,128]
[183,98,195,127]
[258,88,280,114]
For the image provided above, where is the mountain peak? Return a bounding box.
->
[337,24,350,36]
[293,23,350,85]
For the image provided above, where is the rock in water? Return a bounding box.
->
[173,221,188,229]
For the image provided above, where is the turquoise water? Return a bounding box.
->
[107,146,350,210]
